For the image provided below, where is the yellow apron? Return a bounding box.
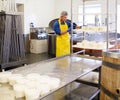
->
[56,19,70,57]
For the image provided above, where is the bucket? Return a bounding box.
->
[100,50,120,100]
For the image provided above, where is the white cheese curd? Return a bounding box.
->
[0,71,12,83]
[49,77,60,90]
[26,73,41,81]
[76,42,82,47]
[9,74,23,86]
[38,84,51,96]
[16,78,29,85]
[25,81,50,96]
[38,75,51,84]
[89,41,97,49]
[96,42,103,49]
[25,88,40,100]
[25,81,40,88]
[92,73,99,83]
[13,83,26,98]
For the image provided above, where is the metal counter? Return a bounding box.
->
[0,55,102,100]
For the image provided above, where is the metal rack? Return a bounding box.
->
[0,54,102,100]
[71,0,119,99]
[71,0,118,57]
[0,12,26,69]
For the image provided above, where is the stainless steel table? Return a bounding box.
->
[0,55,102,100]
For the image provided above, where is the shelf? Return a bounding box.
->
[76,72,99,87]
[66,83,100,100]
[73,26,107,33]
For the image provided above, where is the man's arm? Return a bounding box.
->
[66,20,81,29]
[53,21,60,35]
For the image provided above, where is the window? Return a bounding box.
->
[78,4,101,26]
[117,5,120,33]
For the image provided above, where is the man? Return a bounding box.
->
[53,11,77,57]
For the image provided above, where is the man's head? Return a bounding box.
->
[60,11,68,21]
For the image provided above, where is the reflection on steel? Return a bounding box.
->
[10,55,102,100]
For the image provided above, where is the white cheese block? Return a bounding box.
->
[25,88,40,100]
[9,74,23,86]
[49,77,60,90]
[16,78,29,85]
[38,84,51,96]
[0,72,12,83]
[13,84,25,98]
[80,72,98,83]
[38,75,51,84]
[26,73,41,81]
[25,81,40,88]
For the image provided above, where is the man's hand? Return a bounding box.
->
[76,26,82,29]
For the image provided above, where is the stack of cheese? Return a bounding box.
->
[74,26,107,33]
[76,40,112,50]
[0,72,61,100]
[80,72,99,83]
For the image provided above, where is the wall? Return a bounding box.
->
[24,0,55,34]
[54,0,71,19]
[16,0,71,34]
[16,0,55,34]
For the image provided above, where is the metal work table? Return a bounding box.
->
[0,54,102,100]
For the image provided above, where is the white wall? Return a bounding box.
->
[24,0,55,34]
[16,0,55,34]
[54,0,71,19]
[24,0,72,34]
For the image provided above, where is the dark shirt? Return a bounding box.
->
[53,20,77,35]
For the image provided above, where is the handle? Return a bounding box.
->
[116,88,120,95]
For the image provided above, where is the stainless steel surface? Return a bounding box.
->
[0,55,102,100]
[103,49,120,59]
[30,27,48,40]
[11,55,101,99]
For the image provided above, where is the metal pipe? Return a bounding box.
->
[115,0,118,49]
[70,0,73,55]
[74,50,85,55]
[83,0,86,55]
[106,0,109,50]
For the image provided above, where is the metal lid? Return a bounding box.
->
[103,49,120,59]
[49,18,59,30]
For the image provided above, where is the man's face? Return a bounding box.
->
[61,16,67,21]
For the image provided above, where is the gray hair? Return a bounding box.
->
[60,11,68,16]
